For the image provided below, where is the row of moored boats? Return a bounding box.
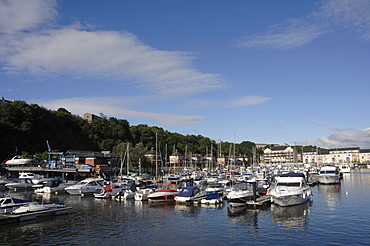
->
[0,164,347,214]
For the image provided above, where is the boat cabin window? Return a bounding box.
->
[3,198,12,204]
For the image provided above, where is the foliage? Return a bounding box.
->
[0,101,261,165]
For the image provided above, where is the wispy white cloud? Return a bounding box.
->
[0,0,224,100]
[234,0,370,49]
[227,96,271,107]
[36,97,206,127]
[182,95,271,109]
[329,127,356,132]
[234,19,328,49]
[310,119,325,126]
[0,0,57,34]
[302,127,370,148]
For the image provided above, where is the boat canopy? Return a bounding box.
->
[178,186,199,197]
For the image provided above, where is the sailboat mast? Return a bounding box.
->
[155,132,158,181]
[127,143,129,176]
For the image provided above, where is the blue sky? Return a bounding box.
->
[1,0,370,148]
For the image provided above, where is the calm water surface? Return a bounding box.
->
[1,169,370,245]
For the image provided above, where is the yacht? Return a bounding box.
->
[19,172,53,184]
[5,156,34,165]
[174,186,207,204]
[318,165,340,184]
[34,178,77,194]
[147,184,179,203]
[268,173,312,207]
[12,202,67,214]
[339,164,351,174]
[5,178,35,190]
[201,191,224,205]
[94,184,123,199]
[115,181,137,200]
[226,181,255,207]
[134,187,156,201]
[0,196,34,214]
[205,183,224,193]
[65,178,104,195]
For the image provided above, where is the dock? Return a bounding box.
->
[246,195,271,208]
[0,207,72,225]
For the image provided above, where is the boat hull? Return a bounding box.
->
[270,191,311,207]
[147,190,178,203]
[318,175,340,184]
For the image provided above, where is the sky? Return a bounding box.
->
[1,0,370,149]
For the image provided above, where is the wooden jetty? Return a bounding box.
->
[0,207,72,225]
[246,195,271,209]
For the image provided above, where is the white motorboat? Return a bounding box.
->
[19,172,54,185]
[12,201,67,214]
[147,184,179,203]
[94,183,123,199]
[65,178,104,195]
[226,181,255,207]
[318,165,340,184]
[5,178,35,190]
[0,196,34,214]
[5,156,34,165]
[268,173,312,207]
[201,191,224,205]
[339,164,351,173]
[115,181,137,200]
[35,178,78,194]
[134,187,156,201]
[205,183,224,193]
[174,186,207,204]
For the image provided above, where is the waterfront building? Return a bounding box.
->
[262,146,297,164]
[302,147,369,164]
[359,149,370,164]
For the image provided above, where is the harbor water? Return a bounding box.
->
[1,169,370,245]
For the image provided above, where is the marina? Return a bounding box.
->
[0,169,370,245]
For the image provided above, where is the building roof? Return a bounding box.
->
[329,147,360,151]
[271,146,291,151]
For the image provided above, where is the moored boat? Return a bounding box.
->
[134,187,156,201]
[5,178,35,190]
[318,165,341,184]
[65,178,104,195]
[11,202,67,214]
[174,186,207,204]
[147,184,179,203]
[268,173,312,207]
[205,183,224,193]
[340,164,351,174]
[0,196,34,214]
[94,184,123,199]
[115,181,137,200]
[226,181,255,207]
[5,156,34,166]
[201,191,224,205]
[34,178,77,194]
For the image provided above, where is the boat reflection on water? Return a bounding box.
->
[270,201,312,230]
[317,183,341,210]
[148,201,176,209]
[174,203,202,216]
[227,206,270,237]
